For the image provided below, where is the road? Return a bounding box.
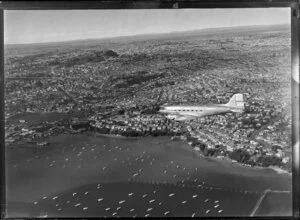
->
[248,114,283,141]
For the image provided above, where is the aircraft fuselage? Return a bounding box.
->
[159,93,245,121]
[159,104,242,121]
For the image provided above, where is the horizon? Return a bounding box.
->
[5,23,290,47]
[5,8,290,45]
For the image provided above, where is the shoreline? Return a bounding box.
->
[173,139,292,176]
[9,131,292,176]
[268,165,291,175]
[6,131,292,217]
[85,132,292,175]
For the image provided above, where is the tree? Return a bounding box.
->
[272,145,282,152]
[257,155,282,167]
[200,143,206,152]
[229,149,250,163]
[207,148,217,156]
[203,148,209,156]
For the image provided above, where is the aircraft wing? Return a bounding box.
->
[181,115,198,121]
[167,112,198,121]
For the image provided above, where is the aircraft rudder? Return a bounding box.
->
[226,93,245,108]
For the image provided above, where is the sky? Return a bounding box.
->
[4,8,290,45]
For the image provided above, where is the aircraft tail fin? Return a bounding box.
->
[225,93,245,111]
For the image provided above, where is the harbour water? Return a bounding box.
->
[6,134,292,217]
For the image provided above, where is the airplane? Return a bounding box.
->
[159,93,245,121]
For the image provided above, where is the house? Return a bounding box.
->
[227,145,233,152]
[282,156,290,164]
